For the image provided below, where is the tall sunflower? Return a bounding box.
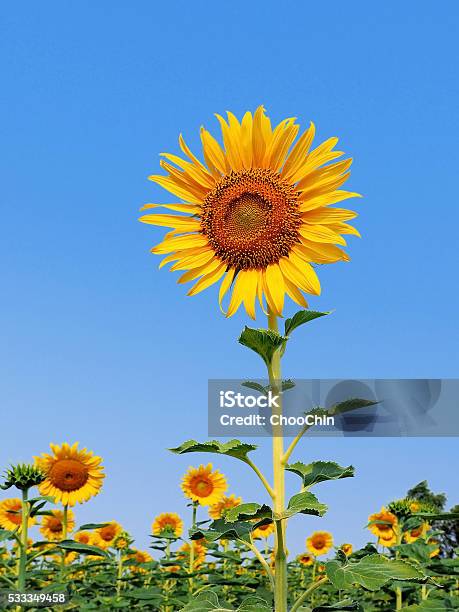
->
[93,521,122,549]
[139,106,360,318]
[152,512,183,537]
[306,531,333,557]
[297,553,314,566]
[405,522,430,544]
[40,509,75,541]
[0,498,35,532]
[368,508,398,539]
[208,494,242,519]
[34,442,105,506]
[181,464,227,506]
[252,521,275,540]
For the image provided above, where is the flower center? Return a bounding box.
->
[48,459,89,491]
[201,169,301,270]
[7,503,22,525]
[193,478,213,497]
[100,525,116,541]
[313,538,325,549]
[48,517,63,533]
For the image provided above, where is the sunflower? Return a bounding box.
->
[427,538,440,558]
[378,531,397,548]
[93,521,122,549]
[297,553,314,566]
[405,522,430,544]
[74,531,93,545]
[40,509,75,541]
[140,106,360,318]
[368,508,398,539]
[178,541,206,569]
[0,498,35,532]
[127,549,153,574]
[52,551,78,565]
[306,531,333,557]
[152,512,183,537]
[340,543,353,556]
[252,521,275,540]
[208,494,242,519]
[181,464,227,506]
[34,442,105,506]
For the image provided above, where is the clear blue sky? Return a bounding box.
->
[1,2,458,556]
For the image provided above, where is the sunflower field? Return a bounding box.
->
[0,443,458,611]
[1,106,458,611]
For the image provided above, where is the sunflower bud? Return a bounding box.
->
[1,463,45,491]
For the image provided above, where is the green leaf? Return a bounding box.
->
[326,553,426,591]
[225,503,272,523]
[284,310,330,336]
[76,523,110,531]
[238,326,288,367]
[312,601,364,611]
[191,517,264,544]
[412,512,459,521]
[55,540,110,557]
[403,601,455,611]
[286,461,354,488]
[328,398,378,415]
[169,439,257,462]
[395,539,438,563]
[0,529,14,542]
[125,588,162,601]
[179,590,271,611]
[241,381,267,394]
[279,491,327,519]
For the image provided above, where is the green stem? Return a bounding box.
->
[59,504,69,581]
[17,488,29,592]
[395,523,403,609]
[189,502,197,593]
[268,311,288,612]
[116,550,124,597]
[291,577,329,612]
[247,536,275,591]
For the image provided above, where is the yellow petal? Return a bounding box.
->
[299,224,347,246]
[292,242,349,263]
[301,207,358,224]
[241,269,259,319]
[140,214,201,231]
[252,105,270,167]
[327,222,361,237]
[170,249,215,271]
[240,111,253,169]
[178,258,223,283]
[140,203,201,214]
[299,191,362,213]
[219,268,236,314]
[283,276,309,308]
[265,264,285,316]
[281,122,316,181]
[200,127,228,174]
[215,113,243,171]
[151,234,209,254]
[148,175,203,205]
[279,256,321,295]
[187,262,226,296]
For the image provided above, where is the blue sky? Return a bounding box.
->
[1,1,458,556]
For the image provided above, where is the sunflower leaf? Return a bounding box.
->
[402,600,456,611]
[326,553,427,592]
[190,517,266,545]
[284,310,331,336]
[225,503,273,523]
[169,439,257,462]
[179,590,271,611]
[278,491,327,519]
[0,529,14,542]
[311,601,364,611]
[411,512,459,521]
[241,381,267,394]
[55,540,110,557]
[286,461,354,489]
[77,523,110,531]
[328,398,378,415]
[238,327,288,367]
